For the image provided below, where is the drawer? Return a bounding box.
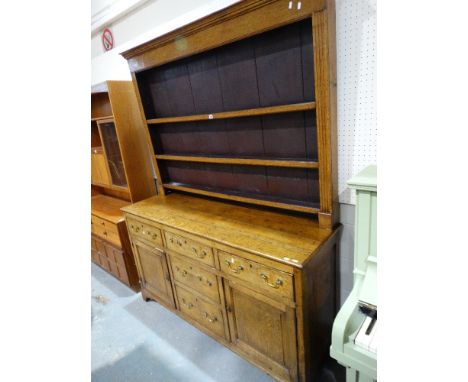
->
[127,217,163,247]
[170,255,220,304]
[91,216,97,235]
[165,231,214,267]
[92,215,121,246]
[91,215,115,231]
[175,284,227,340]
[91,214,103,227]
[219,251,294,300]
[92,224,121,246]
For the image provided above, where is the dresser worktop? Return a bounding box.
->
[122,194,335,268]
[92,194,129,224]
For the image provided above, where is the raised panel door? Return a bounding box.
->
[103,243,129,285]
[132,240,174,308]
[224,280,298,381]
[91,236,100,263]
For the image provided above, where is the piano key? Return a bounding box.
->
[354,316,372,349]
[355,316,377,351]
[365,319,377,351]
[369,323,377,353]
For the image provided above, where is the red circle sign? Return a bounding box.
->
[101,28,114,51]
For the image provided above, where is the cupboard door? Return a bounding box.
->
[104,244,129,285]
[98,121,128,188]
[225,281,298,381]
[94,236,110,271]
[91,148,111,186]
[91,236,100,263]
[132,241,174,308]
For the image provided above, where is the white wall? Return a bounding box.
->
[335,0,376,305]
[91,0,241,85]
[336,0,377,205]
[91,0,377,306]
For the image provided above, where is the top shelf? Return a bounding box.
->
[146,102,315,125]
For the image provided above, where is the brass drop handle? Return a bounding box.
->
[175,267,187,277]
[152,233,158,240]
[101,222,105,226]
[259,273,283,289]
[225,259,244,274]
[192,247,207,259]
[103,231,107,236]
[135,226,140,232]
[203,312,217,323]
[181,298,193,309]
[170,237,174,243]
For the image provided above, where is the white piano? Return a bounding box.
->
[330,166,377,382]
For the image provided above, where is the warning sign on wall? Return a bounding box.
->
[101,28,114,51]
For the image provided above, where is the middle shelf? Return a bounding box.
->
[147,102,315,125]
[155,154,318,169]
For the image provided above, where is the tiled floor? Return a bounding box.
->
[91,263,345,382]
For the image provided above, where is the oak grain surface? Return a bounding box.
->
[123,193,332,268]
[147,102,316,124]
[91,194,129,224]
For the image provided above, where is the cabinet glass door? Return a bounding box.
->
[98,120,128,188]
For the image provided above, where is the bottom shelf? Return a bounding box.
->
[163,182,320,214]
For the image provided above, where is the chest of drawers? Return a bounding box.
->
[91,195,139,290]
[123,194,341,381]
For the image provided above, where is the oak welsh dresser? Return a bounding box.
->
[121,0,339,380]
